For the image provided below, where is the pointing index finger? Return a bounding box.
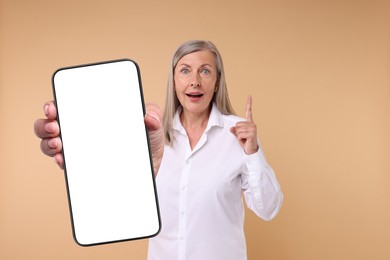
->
[245,95,253,122]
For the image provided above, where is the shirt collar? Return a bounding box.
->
[173,103,224,133]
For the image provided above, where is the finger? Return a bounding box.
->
[145,103,163,131]
[34,119,60,139]
[40,137,63,157]
[145,103,164,175]
[245,95,253,122]
[234,129,253,140]
[54,153,65,169]
[234,122,257,141]
[235,121,257,132]
[145,112,161,131]
[43,101,57,120]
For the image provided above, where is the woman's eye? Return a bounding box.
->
[181,68,190,74]
[201,69,210,75]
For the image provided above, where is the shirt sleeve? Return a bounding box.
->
[241,146,283,221]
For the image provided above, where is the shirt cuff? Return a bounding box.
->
[244,148,268,173]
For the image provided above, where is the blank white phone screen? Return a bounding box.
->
[52,60,161,246]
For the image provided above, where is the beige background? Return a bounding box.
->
[1,0,389,259]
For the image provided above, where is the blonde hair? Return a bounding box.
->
[163,40,236,145]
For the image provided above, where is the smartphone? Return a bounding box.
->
[52,59,161,246]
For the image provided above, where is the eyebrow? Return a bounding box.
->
[177,63,213,68]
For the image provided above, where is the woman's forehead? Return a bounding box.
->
[177,50,216,67]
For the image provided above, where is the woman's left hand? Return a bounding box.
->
[230,95,259,155]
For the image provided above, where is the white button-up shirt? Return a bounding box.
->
[148,103,283,260]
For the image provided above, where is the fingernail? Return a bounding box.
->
[146,112,160,123]
[44,122,56,133]
[48,138,58,148]
[44,104,49,116]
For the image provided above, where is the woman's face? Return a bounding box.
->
[174,50,218,117]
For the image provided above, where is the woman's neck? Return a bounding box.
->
[180,106,211,149]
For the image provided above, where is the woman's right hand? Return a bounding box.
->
[34,101,165,174]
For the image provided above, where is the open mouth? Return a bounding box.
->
[186,93,203,98]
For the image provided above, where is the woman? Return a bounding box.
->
[34,40,283,260]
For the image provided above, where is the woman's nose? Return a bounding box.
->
[190,74,201,87]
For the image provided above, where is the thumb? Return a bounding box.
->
[144,103,163,131]
[145,112,161,131]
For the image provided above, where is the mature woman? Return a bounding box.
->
[34,40,283,260]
